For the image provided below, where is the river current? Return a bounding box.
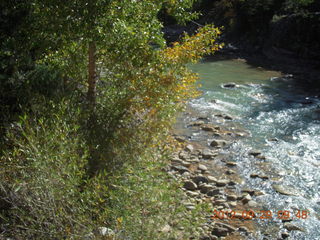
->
[188,57,320,240]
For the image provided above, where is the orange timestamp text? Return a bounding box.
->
[211,209,309,220]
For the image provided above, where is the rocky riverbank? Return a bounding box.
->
[167,103,306,239]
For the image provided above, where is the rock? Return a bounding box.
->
[198,164,208,171]
[222,83,237,89]
[215,223,237,232]
[207,188,223,197]
[200,184,215,194]
[183,181,197,191]
[186,205,196,210]
[283,223,304,232]
[207,176,217,183]
[192,175,209,185]
[247,200,258,208]
[226,169,236,175]
[161,224,171,233]
[189,121,204,127]
[242,189,256,196]
[179,151,189,160]
[214,199,226,205]
[202,149,216,159]
[238,227,249,233]
[229,201,237,207]
[259,175,269,180]
[171,165,190,174]
[226,161,237,167]
[215,113,233,120]
[248,150,262,157]
[227,194,238,201]
[272,184,299,196]
[256,155,266,160]
[186,191,200,197]
[199,235,211,240]
[250,173,259,178]
[281,232,290,239]
[241,194,252,204]
[96,227,114,237]
[268,138,278,142]
[175,136,186,142]
[210,140,228,148]
[201,124,218,132]
[228,181,237,186]
[185,144,194,152]
[216,179,229,187]
[211,227,229,237]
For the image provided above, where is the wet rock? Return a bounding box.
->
[248,150,262,157]
[284,223,304,232]
[210,140,228,148]
[281,232,290,239]
[272,184,299,196]
[183,181,197,191]
[228,181,237,186]
[188,121,204,127]
[268,138,278,142]
[201,124,219,132]
[226,161,237,167]
[222,83,237,89]
[259,175,269,180]
[192,175,209,185]
[215,113,233,120]
[250,173,259,178]
[202,149,216,159]
[198,164,208,171]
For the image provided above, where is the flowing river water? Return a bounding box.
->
[182,56,320,239]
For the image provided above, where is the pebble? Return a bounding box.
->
[227,194,238,201]
[226,169,236,175]
[247,200,258,208]
[241,194,252,204]
[185,144,194,152]
[207,188,223,197]
[283,223,304,232]
[207,176,217,183]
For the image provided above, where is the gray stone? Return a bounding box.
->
[273,184,299,196]
[198,164,208,171]
[207,188,223,197]
[183,181,197,191]
[227,194,238,201]
[207,176,217,183]
[284,223,304,232]
[216,179,229,187]
[242,189,256,196]
[211,227,229,237]
[200,184,215,194]
[247,200,258,208]
[215,222,237,232]
[210,140,228,148]
[241,194,252,204]
[192,175,209,185]
[97,227,114,237]
[222,83,237,88]
[185,144,194,152]
[226,169,236,175]
[226,161,237,167]
[201,124,219,132]
[202,149,216,159]
[248,150,262,157]
[189,121,204,127]
[171,165,190,174]
[281,232,290,239]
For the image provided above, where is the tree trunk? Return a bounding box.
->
[87,41,96,106]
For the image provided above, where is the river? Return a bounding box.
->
[184,56,320,239]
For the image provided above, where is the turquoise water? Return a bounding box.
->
[189,58,320,240]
